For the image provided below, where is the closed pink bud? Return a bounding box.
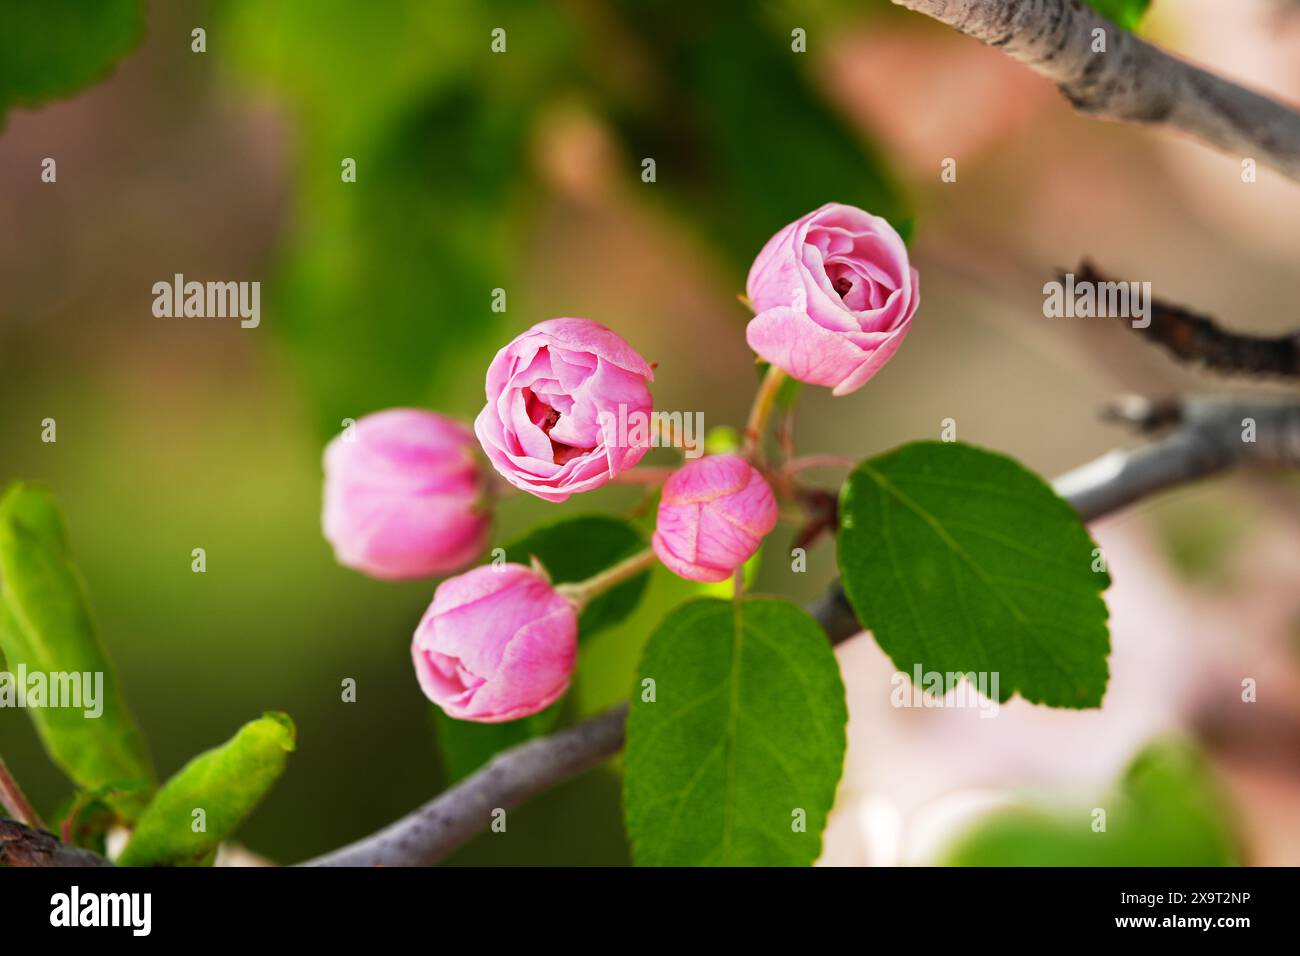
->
[323,409,490,581]
[652,455,778,583]
[411,563,577,723]
[474,318,655,502]
[746,202,919,396]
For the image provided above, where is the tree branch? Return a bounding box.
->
[1053,394,1300,520]
[1075,261,1300,377]
[0,819,111,867]
[301,395,1300,866]
[891,0,1300,182]
[302,706,629,867]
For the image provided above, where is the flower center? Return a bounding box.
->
[525,389,561,434]
[523,387,589,466]
[833,275,854,299]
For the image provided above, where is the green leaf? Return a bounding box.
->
[432,701,562,783]
[504,515,650,640]
[837,442,1111,708]
[0,0,144,121]
[1085,0,1151,31]
[942,740,1239,866]
[116,712,296,867]
[624,596,847,866]
[0,483,154,819]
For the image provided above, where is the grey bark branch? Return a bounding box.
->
[300,396,1300,867]
[302,705,629,867]
[1052,395,1300,522]
[0,819,111,867]
[891,0,1300,182]
[1075,262,1300,378]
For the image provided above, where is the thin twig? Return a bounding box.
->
[302,706,629,867]
[610,466,676,486]
[1075,261,1300,377]
[892,0,1300,182]
[785,455,857,475]
[0,756,44,830]
[1051,395,1300,523]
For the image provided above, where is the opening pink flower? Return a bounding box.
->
[475,318,655,502]
[746,202,919,396]
[412,563,577,723]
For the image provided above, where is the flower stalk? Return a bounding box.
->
[743,365,787,462]
[557,548,658,613]
[0,755,45,831]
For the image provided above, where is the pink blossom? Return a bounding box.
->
[747,202,919,396]
[412,563,578,723]
[323,409,489,580]
[652,454,778,583]
[475,318,655,502]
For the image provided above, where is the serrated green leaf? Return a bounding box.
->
[1086,0,1151,31]
[0,0,144,121]
[624,596,847,866]
[117,713,296,867]
[0,483,153,819]
[942,740,1239,866]
[504,515,649,640]
[837,442,1111,708]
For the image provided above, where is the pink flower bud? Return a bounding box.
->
[323,409,490,581]
[652,455,778,583]
[411,563,577,723]
[746,202,919,396]
[474,318,654,502]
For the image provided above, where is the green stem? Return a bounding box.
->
[743,365,787,462]
[557,548,657,612]
[0,755,45,831]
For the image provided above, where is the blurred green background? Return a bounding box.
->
[3,0,1300,865]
